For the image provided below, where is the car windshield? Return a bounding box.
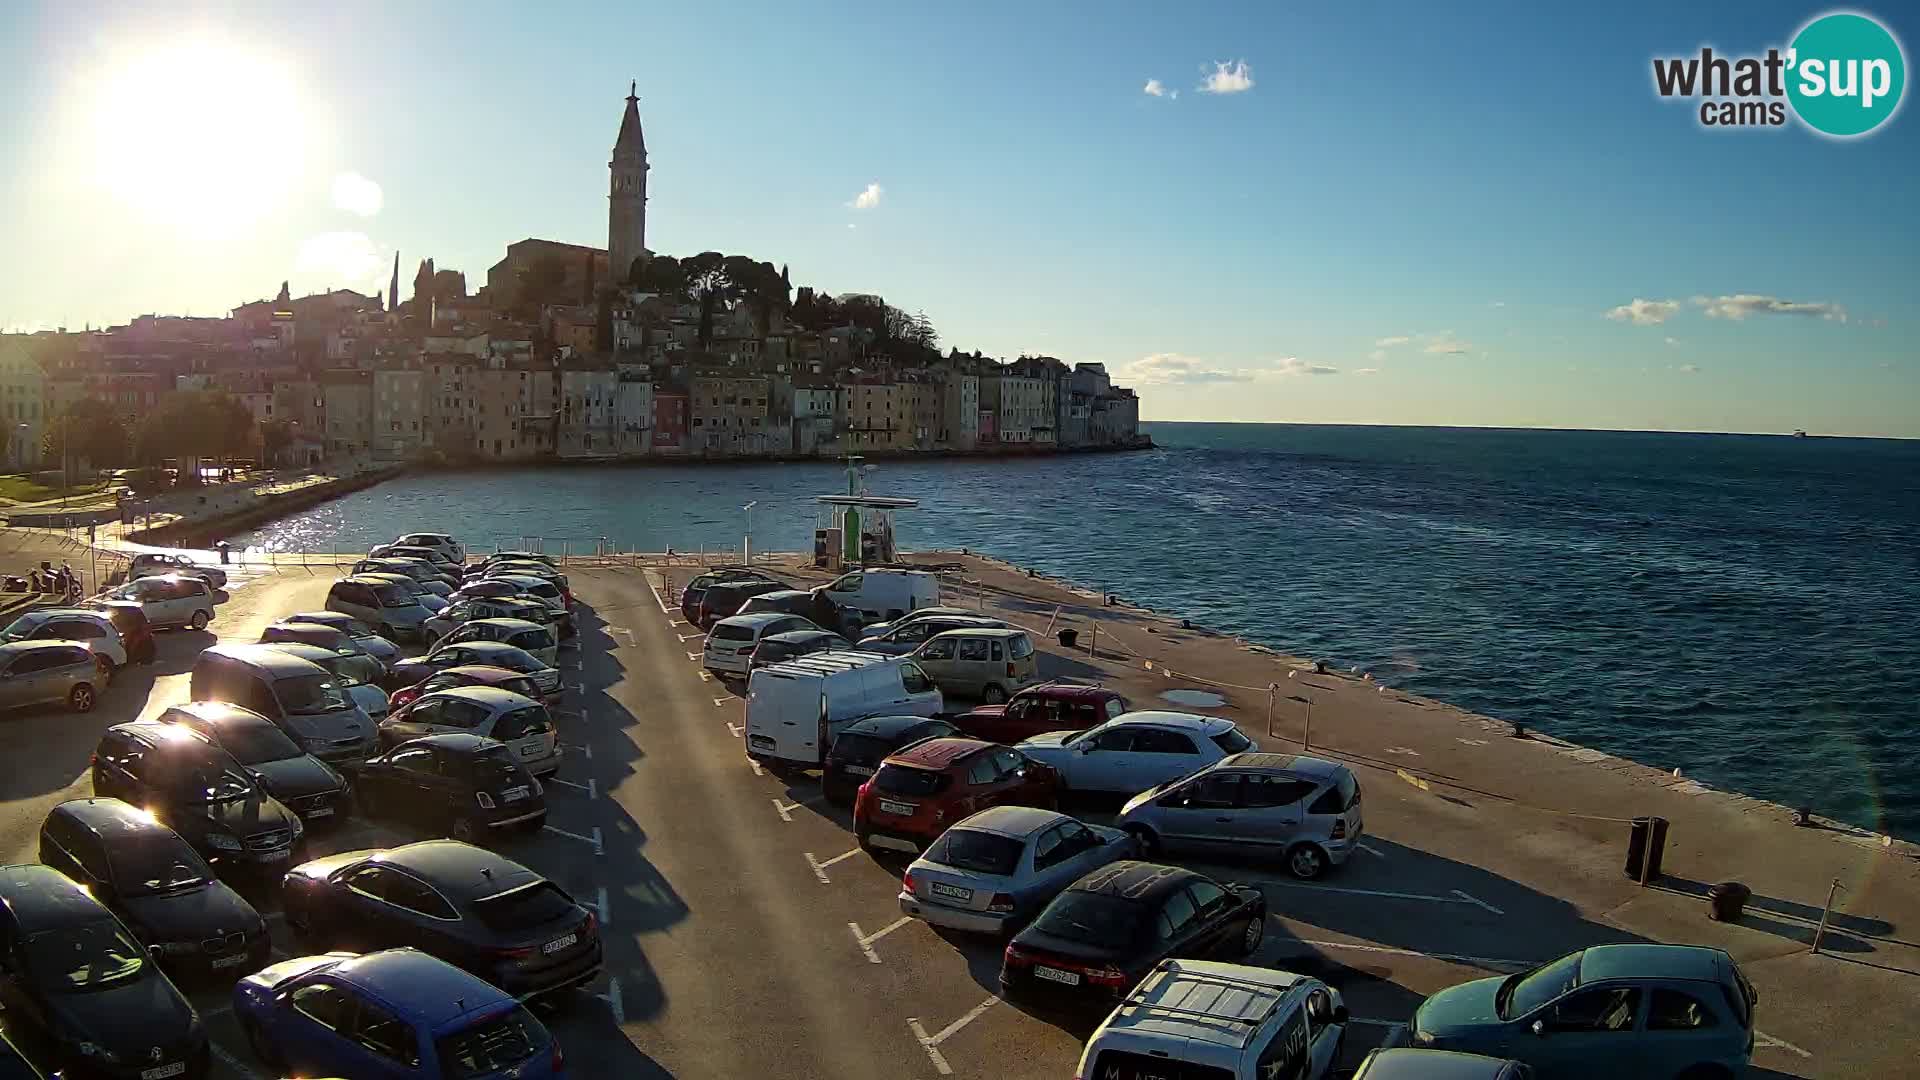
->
[0,617,38,642]
[437,1005,548,1077]
[24,922,147,990]
[167,756,255,803]
[214,722,304,765]
[711,623,756,641]
[313,655,366,687]
[503,677,541,699]
[1032,892,1151,946]
[1498,950,1584,1019]
[508,629,553,651]
[375,584,415,607]
[1211,727,1254,754]
[829,733,892,761]
[463,748,524,786]
[108,840,210,896]
[277,674,354,714]
[471,882,574,931]
[874,763,950,796]
[927,828,1024,876]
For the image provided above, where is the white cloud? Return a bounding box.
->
[1678,363,1701,373]
[1692,293,1847,322]
[1605,297,1681,325]
[1367,349,1388,362]
[1353,367,1380,376]
[1199,60,1254,94]
[850,182,883,210]
[330,172,383,217]
[1144,78,1167,97]
[1490,300,1506,308]
[295,231,382,290]
[1423,336,1471,355]
[1275,357,1339,376]
[1373,336,1411,348]
[1123,353,1254,385]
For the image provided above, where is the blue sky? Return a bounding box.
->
[1,1,1914,436]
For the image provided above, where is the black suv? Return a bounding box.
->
[153,702,351,824]
[91,721,305,874]
[0,863,208,1078]
[38,798,268,980]
[284,840,602,999]
[822,715,962,806]
[355,733,548,842]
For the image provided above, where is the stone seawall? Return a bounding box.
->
[124,467,406,547]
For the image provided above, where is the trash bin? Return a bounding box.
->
[1707,881,1751,922]
[1624,815,1669,881]
[1058,628,1079,648]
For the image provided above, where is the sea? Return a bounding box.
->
[234,423,1920,838]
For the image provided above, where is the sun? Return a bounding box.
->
[83,35,309,231]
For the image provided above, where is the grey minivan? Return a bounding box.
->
[1115,752,1364,880]
[911,627,1039,703]
[324,575,433,642]
[189,644,377,763]
[0,641,101,714]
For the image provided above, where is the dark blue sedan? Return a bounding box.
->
[233,948,565,1078]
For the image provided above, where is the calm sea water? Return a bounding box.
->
[236,423,1920,837]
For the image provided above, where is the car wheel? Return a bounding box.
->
[190,610,210,631]
[68,683,96,713]
[855,828,872,850]
[243,1016,285,1069]
[1286,843,1329,880]
[1125,825,1161,858]
[981,684,1008,705]
[1241,914,1266,955]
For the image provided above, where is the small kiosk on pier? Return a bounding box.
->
[814,456,918,569]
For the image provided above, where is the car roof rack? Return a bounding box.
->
[1115,969,1290,1047]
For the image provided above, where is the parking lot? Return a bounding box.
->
[0,556,1888,1077]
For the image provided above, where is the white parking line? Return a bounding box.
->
[686,651,701,662]
[806,848,862,883]
[726,721,743,738]
[1449,888,1505,915]
[544,824,605,855]
[211,1043,267,1080]
[1262,880,1504,916]
[548,777,597,797]
[1755,1031,1813,1058]
[647,581,671,615]
[600,977,625,1024]
[712,697,731,708]
[773,794,824,822]
[1278,939,1534,970]
[678,633,703,643]
[596,885,611,928]
[749,759,765,777]
[849,916,913,964]
[572,682,585,695]
[908,995,999,1075]
[698,669,713,682]
[1356,841,1387,858]
[582,743,593,761]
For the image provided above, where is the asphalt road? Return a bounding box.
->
[0,562,1831,1078]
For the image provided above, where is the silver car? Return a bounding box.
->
[422,597,555,644]
[355,571,449,613]
[256,641,392,722]
[282,611,403,666]
[379,686,561,776]
[435,618,558,667]
[898,806,1136,934]
[1116,752,1364,880]
[259,622,389,678]
[0,641,101,714]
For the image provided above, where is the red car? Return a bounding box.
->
[953,682,1130,745]
[388,664,549,711]
[854,737,1060,855]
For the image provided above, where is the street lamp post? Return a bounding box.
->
[741,501,757,565]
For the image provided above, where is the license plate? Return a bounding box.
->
[142,1064,186,1080]
[842,763,874,777]
[503,786,529,802]
[878,799,917,816]
[1033,966,1081,986]
[519,744,542,757]
[930,881,972,902]
[305,806,334,818]
[211,952,247,969]
[542,933,577,955]
[749,735,776,750]
[256,848,289,862]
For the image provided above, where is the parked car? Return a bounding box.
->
[126,551,227,590]
[281,609,403,666]
[473,549,555,571]
[703,612,821,677]
[854,737,1060,855]
[102,573,215,630]
[856,605,983,640]
[956,682,1130,744]
[82,599,157,665]
[351,558,455,595]
[389,664,547,712]
[1017,711,1257,796]
[91,721,306,873]
[323,576,435,642]
[354,569,450,612]
[680,567,775,623]
[153,702,351,823]
[282,841,601,1000]
[856,613,1006,656]
[1407,945,1757,1078]
[696,579,786,629]
[447,578,538,605]
[749,628,851,673]
[371,544,464,576]
[479,563,571,608]
[258,641,392,722]
[476,574,574,635]
[0,863,209,1078]
[1353,1049,1533,1080]
[735,589,819,619]
[0,608,127,678]
[744,652,943,771]
[822,715,961,806]
[0,641,100,714]
[259,622,389,678]
[389,641,561,700]
[1001,861,1267,1004]
[233,948,564,1079]
[38,798,270,979]
[390,531,465,563]
[1076,960,1349,1080]
[1117,752,1364,880]
[911,627,1040,703]
[899,807,1135,934]
[434,618,558,667]
[423,596,557,645]
[190,644,378,763]
[354,734,549,842]
[816,567,943,622]
[380,686,561,777]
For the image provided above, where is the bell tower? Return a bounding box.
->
[609,81,649,286]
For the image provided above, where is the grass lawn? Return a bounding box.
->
[0,475,113,503]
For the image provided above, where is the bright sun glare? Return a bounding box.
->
[85,36,308,230]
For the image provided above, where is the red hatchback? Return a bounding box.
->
[854,737,1060,855]
[953,682,1130,745]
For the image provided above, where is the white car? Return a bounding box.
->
[101,574,215,631]
[1076,959,1347,1080]
[1016,711,1256,795]
[0,609,129,672]
[391,532,464,564]
[703,612,820,676]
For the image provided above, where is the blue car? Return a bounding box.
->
[233,948,565,1078]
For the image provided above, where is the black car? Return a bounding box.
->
[388,641,558,698]
[38,799,269,980]
[999,861,1266,1005]
[749,629,852,673]
[354,733,548,842]
[283,840,602,999]
[678,568,770,622]
[0,863,209,1079]
[154,702,351,824]
[821,715,962,806]
[91,722,305,874]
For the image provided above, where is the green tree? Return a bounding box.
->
[634,254,685,297]
[260,418,295,465]
[42,398,129,471]
[682,251,733,350]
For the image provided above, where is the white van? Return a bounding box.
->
[812,569,941,631]
[745,651,943,771]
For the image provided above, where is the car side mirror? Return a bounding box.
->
[148,945,166,960]
[1530,1019,1546,1037]
[1076,742,1095,754]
